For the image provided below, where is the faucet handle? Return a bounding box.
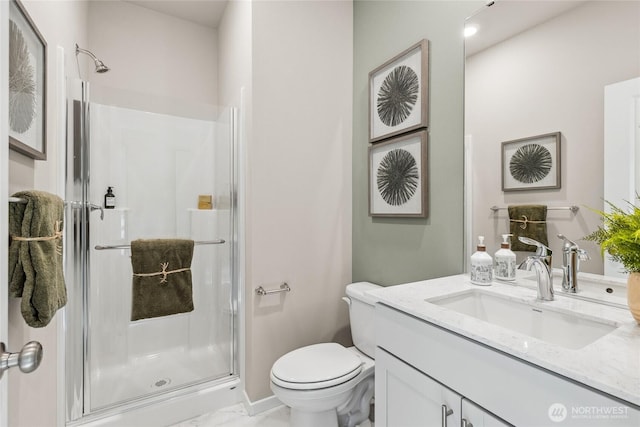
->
[518,236,552,256]
[578,248,590,261]
[557,233,578,249]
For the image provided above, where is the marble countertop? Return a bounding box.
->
[369,272,640,406]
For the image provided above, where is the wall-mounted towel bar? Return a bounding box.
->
[9,197,27,204]
[95,239,225,251]
[490,205,579,213]
[255,283,291,296]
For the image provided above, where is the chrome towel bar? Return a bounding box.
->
[10,197,73,205]
[490,205,579,213]
[95,239,225,250]
[255,283,291,296]
[10,198,103,221]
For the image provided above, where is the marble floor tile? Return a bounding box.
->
[171,404,289,427]
[171,403,374,427]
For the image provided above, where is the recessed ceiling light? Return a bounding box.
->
[464,26,478,38]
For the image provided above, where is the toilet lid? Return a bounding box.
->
[271,343,363,390]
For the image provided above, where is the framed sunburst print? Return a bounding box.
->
[501,132,561,192]
[369,130,428,218]
[9,0,47,160]
[369,39,428,143]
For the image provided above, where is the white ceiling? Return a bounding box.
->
[127,0,229,29]
[126,1,584,50]
[465,1,585,56]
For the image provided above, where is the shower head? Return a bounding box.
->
[75,44,110,73]
[93,59,110,74]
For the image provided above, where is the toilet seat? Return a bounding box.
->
[271,343,363,390]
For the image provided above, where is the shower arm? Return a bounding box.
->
[75,43,109,75]
[75,44,99,61]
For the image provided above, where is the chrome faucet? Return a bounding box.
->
[557,234,590,293]
[517,237,554,301]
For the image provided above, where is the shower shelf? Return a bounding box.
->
[94,239,225,250]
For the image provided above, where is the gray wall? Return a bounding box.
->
[353,0,483,285]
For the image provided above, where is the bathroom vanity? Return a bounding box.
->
[371,274,640,426]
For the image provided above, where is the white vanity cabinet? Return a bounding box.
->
[376,347,510,427]
[462,398,511,427]
[375,303,640,427]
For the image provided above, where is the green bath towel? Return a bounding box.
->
[9,191,67,328]
[130,239,195,321]
[508,204,548,252]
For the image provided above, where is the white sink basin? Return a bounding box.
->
[427,290,618,349]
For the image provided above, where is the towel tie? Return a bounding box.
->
[510,215,546,230]
[133,262,191,284]
[11,220,63,255]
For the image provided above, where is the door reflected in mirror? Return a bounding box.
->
[464,0,640,279]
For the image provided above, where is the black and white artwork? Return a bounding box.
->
[502,132,561,192]
[9,0,47,160]
[369,131,428,217]
[369,40,428,143]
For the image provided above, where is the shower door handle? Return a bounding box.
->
[0,341,43,380]
[89,203,104,220]
[66,201,104,220]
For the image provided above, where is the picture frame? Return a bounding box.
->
[369,39,428,143]
[501,132,561,192]
[8,0,47,160]
[369,130,428,218]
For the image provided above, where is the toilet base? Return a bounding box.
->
[291,407,339,427]
[337,376,374,427]
[270,346,375,427]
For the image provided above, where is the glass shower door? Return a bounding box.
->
[65,79,236,417]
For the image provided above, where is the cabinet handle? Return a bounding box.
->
[462,418,474,427]
[441,404,454,427]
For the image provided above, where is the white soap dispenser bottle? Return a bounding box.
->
[494,234,516,281]
[470,236,493,286]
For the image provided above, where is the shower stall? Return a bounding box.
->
[64,78,240,424]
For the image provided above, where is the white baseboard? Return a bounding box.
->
[242,391,283,416]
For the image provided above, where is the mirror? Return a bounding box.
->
[464,0,640,278]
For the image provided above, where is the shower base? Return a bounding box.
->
[90,344,231,412]
[69,375,241,427]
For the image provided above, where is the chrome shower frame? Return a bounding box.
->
[64,79,90,422]
[63,78,242,424]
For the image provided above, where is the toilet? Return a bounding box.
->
[270,282,381,427]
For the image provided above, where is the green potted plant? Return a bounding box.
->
[585,199,640,323]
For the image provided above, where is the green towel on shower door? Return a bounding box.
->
[130,239,195,321]
[9,191,67,328]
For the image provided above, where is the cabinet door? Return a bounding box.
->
[461,398,512,427]
[376,348,460,427]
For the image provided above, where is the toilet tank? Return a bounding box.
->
[345,282,382,358]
